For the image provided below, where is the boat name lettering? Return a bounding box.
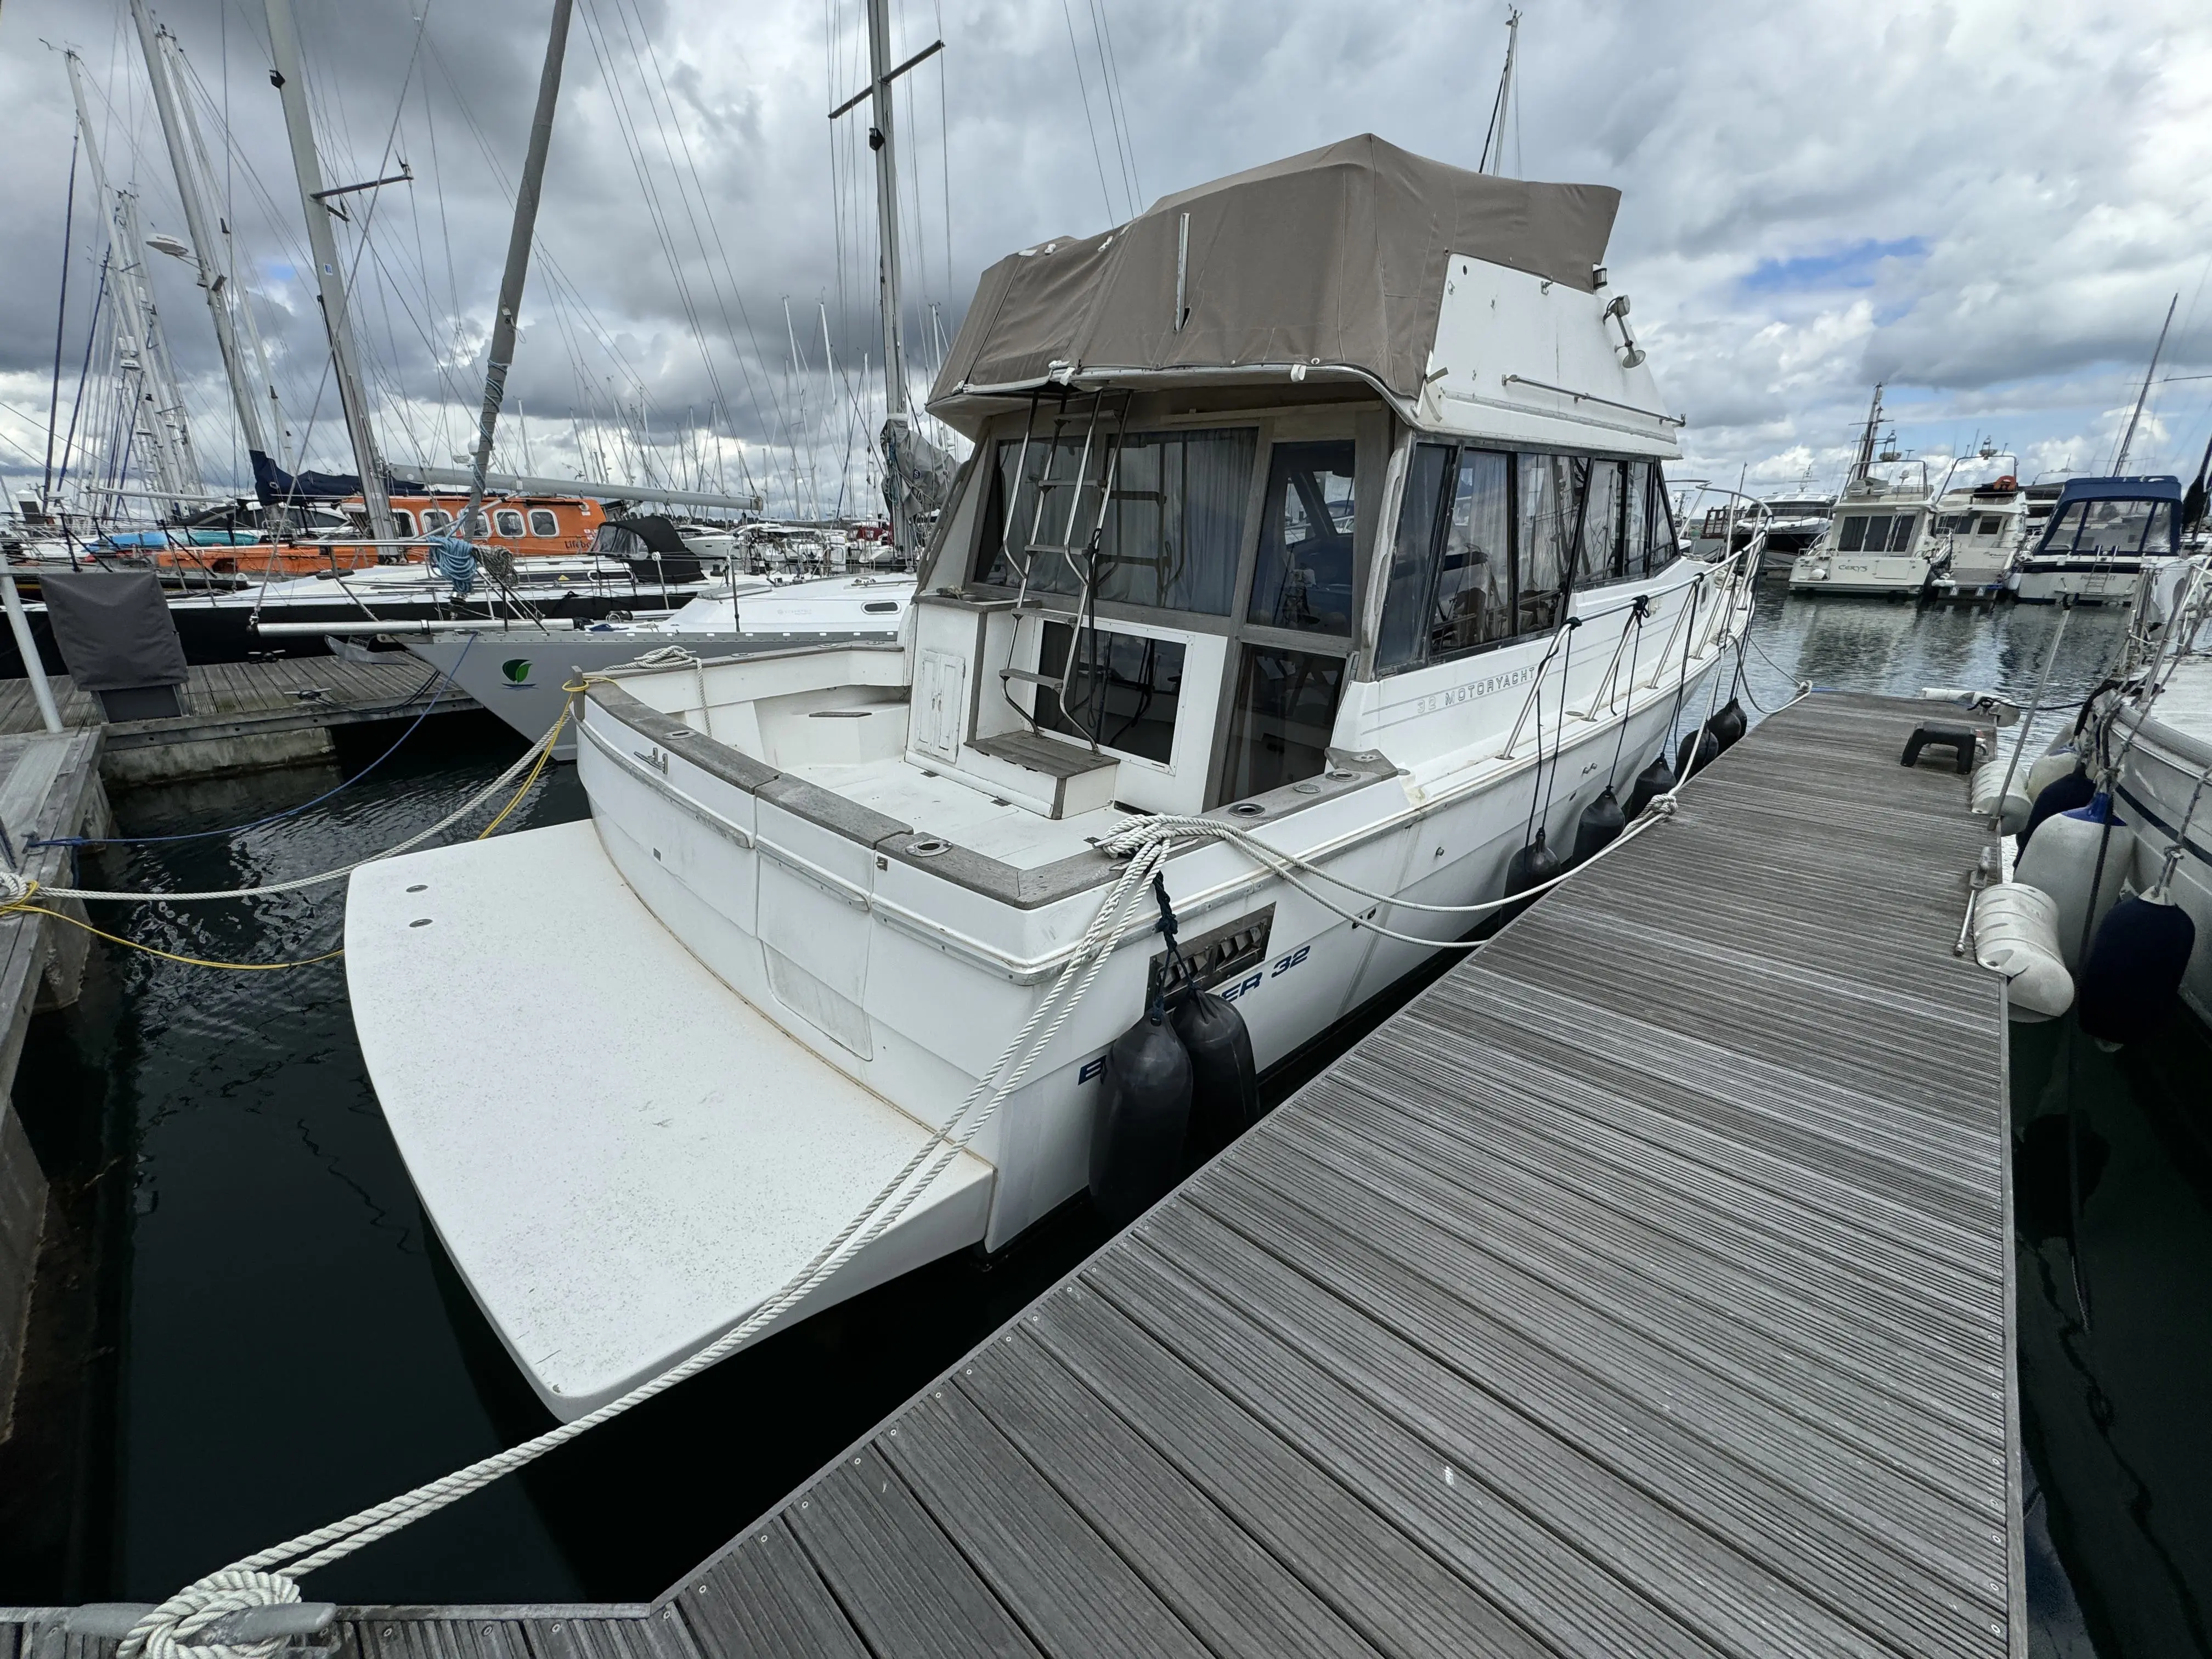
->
[1414,664,1538,715]
[1223,945,1311,1003]
[1079,1055,1108,1084]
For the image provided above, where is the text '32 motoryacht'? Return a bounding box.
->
[345,137,1754,1419]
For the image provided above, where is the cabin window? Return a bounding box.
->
[972,427,1256,614]
[1247,441,1357,635]
[1573,459,1620,584]
[390,510,416,537]
[494,509,526,537]
[1376,444,1514,673]
[1976,515,2003,537]
[1515,454,1573,631]
[1219,646,1346,802]
[421,508,453,534]
[1034,622,1185,765]
[528,508,560,538]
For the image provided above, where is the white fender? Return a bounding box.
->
[2014,803,2136,973]
[1972,882,2074,1021]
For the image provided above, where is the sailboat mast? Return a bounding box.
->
[463,0,575,540]
[131,0,269,466]
[1478,8,1521,177]
[2112,293,2177,476]
[262,0,395,538]
[865,0,911,555]
[1851,383,1884,485]
[63,49,200,516]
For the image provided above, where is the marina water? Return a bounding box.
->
[0,595,2202,1656]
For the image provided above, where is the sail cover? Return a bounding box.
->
[927,134,1620,431]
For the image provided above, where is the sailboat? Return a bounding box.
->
[346,118,1754,1418]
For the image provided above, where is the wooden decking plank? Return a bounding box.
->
[1025,1281,1550,1659]
[785,1447,1044,1659]
[882,1390,1213,1659]
[953,1332,1384,1659]
[678,1521,869,1659]
[1081,1242,1756,1659]
[1136,1192,2007,1647]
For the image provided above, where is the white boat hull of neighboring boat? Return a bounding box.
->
[1788,550,1933,595]
[2111,658,2212,1026]
[405,575,916,755]
[2012,558,2171,604]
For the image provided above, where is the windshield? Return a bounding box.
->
[2040,497,2172,558]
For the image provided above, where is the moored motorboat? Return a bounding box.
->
[2010,475,2183,603]
[345,136,1753,1419]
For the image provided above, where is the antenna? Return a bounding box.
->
[1477,8,1521,177]
[2111,293,2177,475]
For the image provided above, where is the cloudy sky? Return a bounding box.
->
[1,0,2207,519]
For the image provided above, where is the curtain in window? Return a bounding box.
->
[1516,453,1573,632]
[1576,460,1620,585]
[1375,443,1452,672]
[973,428,1255,614]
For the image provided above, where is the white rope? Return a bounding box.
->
[0,710,569,907]
[118,1571,301,1659]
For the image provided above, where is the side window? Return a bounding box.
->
[494,508,527,538]
[1219,647,1346,803]
[1620,462,1649,579]
[528,509,560,538]
[1248,441,1357,635]
[1430,450,1514,656]
[1575,460,1621,584]
[390,509,416,537]
[1641,465,1676,576]
[422,507,453,534]
[1515,454,1572,633]
[1374,443,1453,672]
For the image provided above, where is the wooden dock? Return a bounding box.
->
[0,659,479,786]
[0,691,2019,1655]
[0,728,109,1438]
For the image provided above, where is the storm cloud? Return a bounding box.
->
[1,0,2206,515]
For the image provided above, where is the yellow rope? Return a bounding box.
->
[0,887,343,971]
[476,705,570,839]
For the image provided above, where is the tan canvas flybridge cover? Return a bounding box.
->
[926,134,1621,432]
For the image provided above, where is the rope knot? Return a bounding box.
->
[120,1571,301,1659]
[0,869,33,907]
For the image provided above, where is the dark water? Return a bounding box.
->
[0,589,2200,1651]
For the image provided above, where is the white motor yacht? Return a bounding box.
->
[1788,459,1938,596]
[1925,464,2031,601]
[2010,475,2183,603]
[344,137,1753,1420]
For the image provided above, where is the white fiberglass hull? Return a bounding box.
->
[2111,669,2212,1026]
[1788,551,1933,595]
[2013,558,2170,605]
